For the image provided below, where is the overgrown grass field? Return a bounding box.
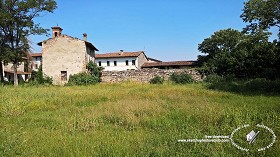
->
[0,83,279,156]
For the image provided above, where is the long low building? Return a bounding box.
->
[141,61,197,69]
[95,51,197,71]
[95,50,148,71]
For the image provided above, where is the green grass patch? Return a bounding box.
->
[0,83,279,156]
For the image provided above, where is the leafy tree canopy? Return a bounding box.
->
[0,0,57,85]
[241,0,280,37]
[198,28,279,78]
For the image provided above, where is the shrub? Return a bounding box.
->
[67,61,102,86]
[33,65,53,85]
[86,61,103,78]
[204,74,223,83]
[36,65,44,84]
[207,78,280,95]
[43,75,53,84]
[149,75,164,84]
[30,70,37,81]
[67,72,99,85]
[169,73,194,84]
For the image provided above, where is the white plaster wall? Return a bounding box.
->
[4,62,25,72]
[32,57,42,71]
[95,57,138,71]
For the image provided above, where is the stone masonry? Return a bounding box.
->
[101,68,203,83]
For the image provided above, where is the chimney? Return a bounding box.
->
[120,50,124,55]
[51,26,63,38]
[83,33,87,41]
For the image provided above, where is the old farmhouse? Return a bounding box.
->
[38,26,98,85]
[95,51,148,71]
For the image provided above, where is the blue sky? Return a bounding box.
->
[30,0,278,61]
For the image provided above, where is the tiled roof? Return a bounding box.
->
[30,53,42,57]
[142,61,197,68]
[37,34,98,51]
[4,71,32,75]
[95,51,144,59]
[148,57,162,62]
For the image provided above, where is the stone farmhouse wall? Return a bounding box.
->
[101,69,203,83]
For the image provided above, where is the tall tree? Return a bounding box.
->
[0,30,5,82]
[241,0,280,37]
[198,29,243,75]
[198,28,278,78]
[0,0,57,86]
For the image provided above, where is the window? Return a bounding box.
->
[132,60,135,65]
[54,32,58,37]
[35,64,38,69]
[61,71,67,81]
[107,61,110,66]
[98,61,101,66]
[125,60,129,66]
[114,61,117,66]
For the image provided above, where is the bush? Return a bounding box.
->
[169,73,194,84]
[149,75,164,84]
[43,75,53,84]
[204,74,223,83]
[86,61,103,78]
[67,61,102,86]
[67,72,99,85]
[32,65,53,85]
[207,78,280,95]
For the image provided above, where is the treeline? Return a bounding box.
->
[198,0,280,80]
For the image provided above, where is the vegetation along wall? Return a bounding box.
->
[101,69,203,83]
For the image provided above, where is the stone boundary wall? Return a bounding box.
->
[101,69,203,83]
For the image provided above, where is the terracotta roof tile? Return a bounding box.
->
[37,35,98,51]
[95,51,144,59]
[4,71,32,75]
[30,53,42,57]
[148,57,162,62]
[142,61,197,68]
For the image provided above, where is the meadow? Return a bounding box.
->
[0,82,279,156]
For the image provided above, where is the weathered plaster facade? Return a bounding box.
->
[39,27,98,85]
[30,53,42,71]
[3,61,31,82]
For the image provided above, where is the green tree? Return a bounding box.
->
[198,28,279,78]
[198,29,243,75]
[86,60,103,79]
[241,0,280,37]
[0,0,57,86]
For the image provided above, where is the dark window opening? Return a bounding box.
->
[25,74,28,81]
[35,64,38,69]
[114,61,117,66]
[132,60,135,65]
[125,60,129,66]
[54,32,58,37]
[61,71,67,81]
[24,62,28,72]
[107,61,110,66]
[98,61,101,66]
